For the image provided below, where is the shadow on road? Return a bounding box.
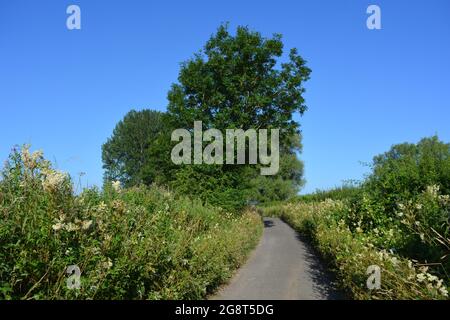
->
[294,232,347,300]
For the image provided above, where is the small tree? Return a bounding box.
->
[365,135,450,210]
[102,110,165,186]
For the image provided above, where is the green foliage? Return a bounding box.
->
[101,25,311,210]
[170,165,252,212]
[295,184,362,203]
[0,146,262,299]
[364,135,450,211]
[266,136,450,300]
[341,136,450,263]
[102,110,166,187]
[248,133,305,203]
[167,24,311,136]
[163,24,310,208]
[274,200,449,299]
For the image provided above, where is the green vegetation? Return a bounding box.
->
[101,24,310,211]
[0,146,262,299]
[3,23,448,301]
[102,110,167,187]
[263,136,449,299]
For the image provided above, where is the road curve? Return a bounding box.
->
[212,217,343,300]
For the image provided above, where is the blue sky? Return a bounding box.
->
[1,0,449,193]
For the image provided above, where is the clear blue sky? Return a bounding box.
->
[1,0,449,193]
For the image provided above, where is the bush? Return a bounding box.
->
[0,145,262,299]
[295,184,362,203]
[279,200,449,299]
[364,136,450,212]
[264,136,450,300]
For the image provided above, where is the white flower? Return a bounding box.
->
[390,257,399,266]
[102,258,113,269]
[52,222,64,231]
[64,222,79,232]
[427,274,438,282]
[42,169,68,192]
[416,273,426,282]
[439,286,448,297]
[426,185,440,198]
[112,181,122,193]
[81,220,93,230]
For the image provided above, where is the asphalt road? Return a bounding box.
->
[212,217,343,300]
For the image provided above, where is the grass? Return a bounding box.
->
[264,199,449,299]
[0,145,263,299]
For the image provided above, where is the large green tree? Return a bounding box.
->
[168,24,311,137]
[167,24,311,206]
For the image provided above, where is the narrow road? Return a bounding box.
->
[212,217,342,300]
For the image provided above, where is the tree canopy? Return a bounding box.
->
[102,24,311,210]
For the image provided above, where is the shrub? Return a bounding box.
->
[364,136,450,212]
[279,200,449,300]
[295,184,362,203]
[0,145,262,299]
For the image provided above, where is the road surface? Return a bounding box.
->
[212,217,343,300]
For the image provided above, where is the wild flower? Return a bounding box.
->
[426,185,440,198]
[52,222,64,231]
[52,215,66,231]
[102,258,113,269]
[416,273,426,282]
[427,274,438,282]
[64,222,79,232]
[81,220,93,230]
[390,257,399,266]
[42,168,68,193]
[439,194,450,205]
[112,181,121,193]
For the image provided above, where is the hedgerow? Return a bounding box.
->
[0,145,262,299]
